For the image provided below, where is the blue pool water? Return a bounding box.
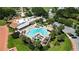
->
[26,27,49,38]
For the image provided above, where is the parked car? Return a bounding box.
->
[67,33,77,39]
[72,36,77,39]
[67,33,74,36]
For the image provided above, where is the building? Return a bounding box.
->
[9,16,42,29]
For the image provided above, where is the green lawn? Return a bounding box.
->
[8,35,31,51]
[0,20,6,26]
[48,34,72,51]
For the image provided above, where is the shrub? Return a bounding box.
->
[12,31,20,39]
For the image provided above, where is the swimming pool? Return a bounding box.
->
[26,27,49,38]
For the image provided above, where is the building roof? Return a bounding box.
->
[9,16,41,29]
[0,26,8,51]
[53,22,61,27]
[9,19,18,28]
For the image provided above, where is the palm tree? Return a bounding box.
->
[57,24,65,34]
[50,31,55,40]
[56,34,65,42]
[46,18,55,24]
[52,7,58,13]
[33,39,41,51]
[75,25,79,36]
[53,38,60,46]
[34,39,41,46]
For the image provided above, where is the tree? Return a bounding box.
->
[26,11,32,17]
[32,7,48,18]
[12,31,20,39]
[66,18,73,27]
[56,34,65,42]
[59,24,64,30]
[33,47,40,51]
[72,22,77,29]
[20,35,31,44]
[53,38,60,46]
[46,18,55,24]
[53,24,57,29]
[50,24,59,38]
[57,24,65,34]
[35,18,44,25]
[42,45,50,50]
[52,7,58,13]
[33,39,42,51]
[55,18,73,27]
[50,30,56,40]
[34,39,41,47]
[0,8,16,20]
[57,8,75,17]
[75,25,79,36]
[55,7,79,19]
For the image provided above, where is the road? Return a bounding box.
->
[53,22,79,51]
